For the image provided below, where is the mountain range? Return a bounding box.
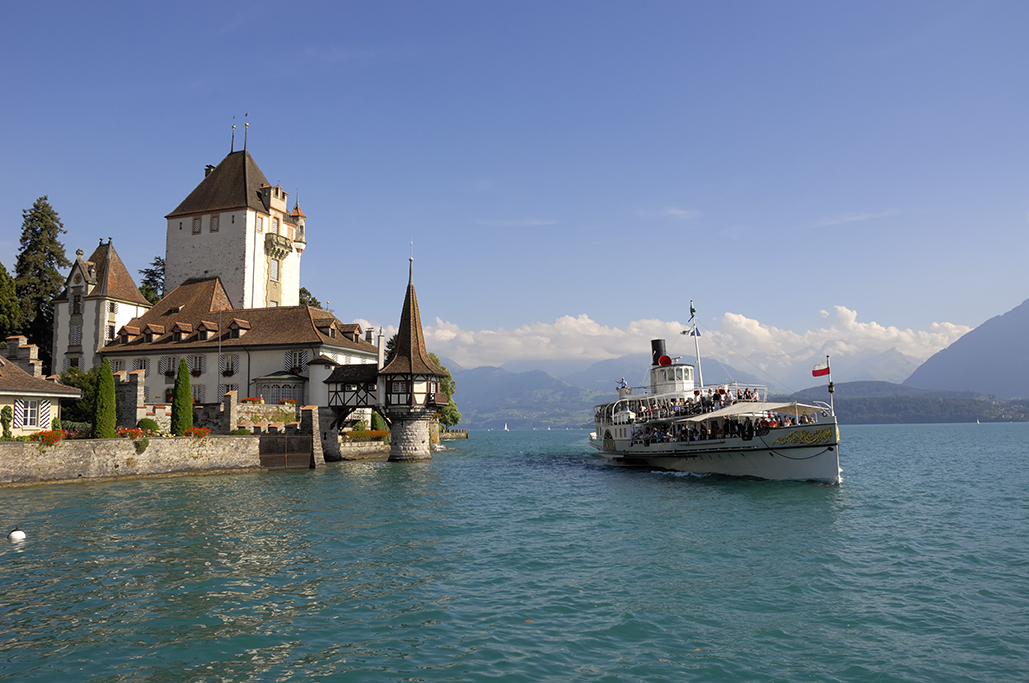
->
[442,296,1029,428]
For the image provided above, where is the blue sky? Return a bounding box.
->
[2,1,1027,376]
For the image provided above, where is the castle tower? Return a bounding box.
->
[378,259,448,462]
[164,150,303,310]
[52,239,151,372]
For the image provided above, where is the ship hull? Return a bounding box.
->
[590,423,841,484]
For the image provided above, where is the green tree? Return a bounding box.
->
[299,286,322,309]
[59,364,102,424]
[428,352,461,427]
[14,196,71,373]
[371,410,388,431]
[92,358,117,438]
[384,332,398,365]
[138,256,165,305]
[0,261,21,340]
[170,358,193,435]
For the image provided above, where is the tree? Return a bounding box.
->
[59,364,102,424]
[384,332,398,365]
[138,256,165,305]
[92,358,117,438]
[428,352,461,428]
[0,261,21,341]
[299,287,322,309]
[14,196,71,373]
[170,358,193,435]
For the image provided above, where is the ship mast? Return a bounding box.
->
[688,300,704,388]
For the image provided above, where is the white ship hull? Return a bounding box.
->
[589,422,841,484]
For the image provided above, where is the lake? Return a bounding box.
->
[2,424,1028,681]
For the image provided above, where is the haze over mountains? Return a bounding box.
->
[441,296,1029,428]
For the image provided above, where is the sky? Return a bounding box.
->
[2,1,1027,382]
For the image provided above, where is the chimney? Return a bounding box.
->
[651,339,667,366]
[205,164,216,177]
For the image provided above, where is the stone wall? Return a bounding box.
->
[0,436,262,485]
[388,408,434,461]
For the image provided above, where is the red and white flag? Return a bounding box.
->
[812,361,830,377]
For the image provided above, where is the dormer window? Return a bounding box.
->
[145,332,154,343]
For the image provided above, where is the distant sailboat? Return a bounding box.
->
[503,423,509,432]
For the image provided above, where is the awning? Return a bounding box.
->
[670,401,828,424]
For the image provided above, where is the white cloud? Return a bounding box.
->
[640,206,701,221]
[419,307,971,373]
[813,210,899,228]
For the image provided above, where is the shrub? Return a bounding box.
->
[134,438,149,454]
[51,417,62,431]
[1,405,12,440]
[137,418,160,433]
[184,426,210,439]
[92,358,117,438]
[171,359,193,436]
[61,421,92,439]
[230,428,251,435]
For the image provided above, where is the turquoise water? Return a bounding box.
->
[2,424,1028,681]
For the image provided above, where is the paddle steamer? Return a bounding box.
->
[589,338,841,484]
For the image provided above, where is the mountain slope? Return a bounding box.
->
[904,297,1029,398]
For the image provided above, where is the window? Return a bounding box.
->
[285,350,308,371]
[269,259,279,282]
[107,325,115,341]
[210,214,220,232]
[72,295,82,315]
[112,359,126,373]
[24,400,40,427]
[257,216,264,233]
[193,217,202,234]
[69,325,82,346]
[220,354,239,375]
[188,354,206,375]
[192,385,206,404]
[133,358,150,376]
[69,357,80,369]
[272,218,279,234]
[108,301,118,314]
[270,301,278,307]
[218,383,239,397]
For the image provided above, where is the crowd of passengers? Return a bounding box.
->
[630,412,821,445]
[606,386,762,423]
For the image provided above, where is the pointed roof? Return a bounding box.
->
[166,150,273,218]
[379,260,446,377]
[83,240,152,306]
[54,240,151,307]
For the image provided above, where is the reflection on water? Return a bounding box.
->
[2,427,1028,681]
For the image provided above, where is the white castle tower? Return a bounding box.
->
[164,149,306,309]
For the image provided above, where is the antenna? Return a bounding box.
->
[231,115,236,152]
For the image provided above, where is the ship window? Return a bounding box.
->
[676,368,683,380]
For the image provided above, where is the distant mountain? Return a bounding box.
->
[904,296,1029,398]
[450,366,607,429]
[784,381,981,402]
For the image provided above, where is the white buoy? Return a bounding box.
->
[8,526,25,542]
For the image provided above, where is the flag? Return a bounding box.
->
[689,327,701,337]
[690,301,696,322]
[812,361,830,377]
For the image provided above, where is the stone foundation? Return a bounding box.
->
[387,408,434,462]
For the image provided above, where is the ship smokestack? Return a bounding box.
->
[651,339,666,366]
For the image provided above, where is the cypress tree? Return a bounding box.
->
[92,358,117,438]
[14,197,71,373]
[0,261,21,341]
[171,358,193,435]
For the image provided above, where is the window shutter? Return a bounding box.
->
[13,399,24,428]
[40,400,51,428]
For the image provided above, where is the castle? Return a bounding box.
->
[53,148,379,409]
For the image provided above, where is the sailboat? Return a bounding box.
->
[503,423,509,432]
